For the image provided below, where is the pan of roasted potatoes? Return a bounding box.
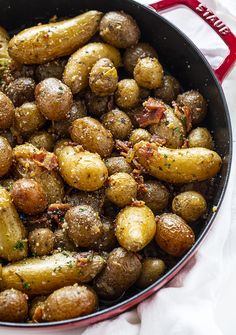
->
[0,0,232,329]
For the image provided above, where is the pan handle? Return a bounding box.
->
[150,0,236,82]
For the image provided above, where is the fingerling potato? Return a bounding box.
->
[0,26,11,74]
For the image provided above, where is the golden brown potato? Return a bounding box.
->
[134,141,222,183]
[188,127,214,149]
[35,171,65,205]
[105,156,132,175]
[0,92,14,129]
[35,58,67,82]
[106,172,137,207]
[5,77,36,107]
[115,79,140,109]
[123,42,158,74]
[14,102,46,134]
[58,146,108,191]
[129,128,151,145]
[85,90,110,117]
[0,289,28,322]
[41,285,97,321]
[89,58,118,96]
[54,229,76,252]
[54,138,71,156]
[172,191,207,222]
[1,252,105,295]
[154,75,180,104]
[11,178,48,215]
[155,213,195,257]
[0,26,11,74]
[63,42,121,94]
[28,131,55,151]
[116,205,156,252]
[102,109,133,140]
[99,11,140,48]
[0,129,15,147]
[29,228,55,256]
[91,216,117,251]
[137,180,169,212]
[0,187,27,261]
[136,258,166,288]
[35,78,73,121]
[0,136,12,177]
[134,57,163,89]
[70,117,114,158]
[8,11,103,64]
[65,205,103,248]
[65,188,105,212]
[94,247,142,300]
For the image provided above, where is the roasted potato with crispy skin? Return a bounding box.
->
[134,57,163,89]
[0,289,28,322]
[99,11,140,48]
[102,109,133,140]
[5,77,35,107]
[129,128,151,145]
[136,258,166,288]
[0,136,12,177]
[105,156,132,175]
[0,92,14,129]
[28,131,55,151]
[14,102,46,134]
[85,90,110,117]
[116,205,156,252]
[115,79,140,109]
[54,229,76,252]
[154,75,180,104]
[35,58,67,82]
[8,11,103,64]
[137,180,169,212]
[65,189,105,212]
[188,127,214,149]
[0,26,11,74]
[29,296,47,322]
[155,213,195,257]
[35,171,65,205]
[92,216,117,251]
[29,228,55,256]
[94,247,142,300]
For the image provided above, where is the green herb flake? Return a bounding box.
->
[14,240,25,251]
[67,260,73,268]
[23,282,30,290]
[164,154,168,159]
[62,251,70,257]
[174,127,180,134]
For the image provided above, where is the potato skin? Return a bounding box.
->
[115,79,140,109]
[172,191,207,222]
[5,77,35,107]
[106,172,137,207]
[0,92,14,129]
[0,136,12,177]
[89,58,118,96]
[137,180,169,212]
[116,205,156,252]
[14,102,46,134]
[35,171,65,204]
[105,156,132,175]
[35,78,73,121]
[0,26,11,74]
[134,141,222,183]
[70,117,114,158]
[136,258,166,288]
[65,205,103,248]
[123,42,158,74]
[155,213,195,257]
[28,131,55,151]
[154,75,180,104]
[12,178,48,215]
[85,90,109,117]
[0,289,28,322]
[65,189,105,212]
[58,146,108,191]
[134,57,163,89]
[94,247,142,300]
[0,187,27,261]
[188,127,214,149]
[35,58,67,82]
[8,11,103,64]
[99,11,140,48]
[102,109,133,140]
[1,252,105,295]
[54,229,76,252]
[29,228,55,256]
[129,128,151,145]
[91,216,117,251]
[63,42,121,94]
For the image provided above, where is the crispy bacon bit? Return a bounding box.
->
[135,98,166,128]
[76,252,93,267]
[182,138,190,149]
[173,102,192,132]
[33,151,58,170]
[150,135,167,146]
[47,203,71,226]
[115,140,132,153]
[182,105,192,132]
[131,200,145,207]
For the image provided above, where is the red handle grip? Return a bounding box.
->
[150,0,236,82]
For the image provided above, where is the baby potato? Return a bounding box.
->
[123,42,158,74]
[138,180,169,212]
[8,11,103,64]
[65,205,103,248]
[35,58,67,82]
[99,11,140,48]
[172,191,207,222]
[28,131,55,151]
[41,285,97,322]
[0,289,28,322]
[129,128,151,145]
[35,78,73,121]
[89,58,118,96]
[177,90,207,125]
[0,92,14,129]
[14,102,46,134]
[91,217,117,251]
[1,178,15,192]
[29,296,47,322]
[134,141,222,183]
[136,258,166,288]
[115,79,140,109]
[29,228,55,256]
[188,127,214,149]
[85,90,110,117]
[65,188,105,212]
[134,57,163,89]
[54,229,76,252]
[35,171,65,204]
[0,136,12,177]
[116,205,156,252]
[12,178,48,215]
[106,172,137,207]
[102,109,133,140]
[155,213,195,257]
[0,130,15,147]
[58,146,108,191]
[105,156,132,175]
[154,75,180,104]
[63,42,121,94]
[0,26,11,74]
[94,247,142,300]
[70,117,114,158]
[5,77,35,107]
[54,138,71,156]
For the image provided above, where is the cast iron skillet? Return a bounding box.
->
[0,0,234,330]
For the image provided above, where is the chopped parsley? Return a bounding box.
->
[22,282,30,290]
[14,240,25,251]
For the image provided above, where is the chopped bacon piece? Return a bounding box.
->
[115,140,132,153]
[182,138,190,149]
[150,135,167,146]
[47,203,71,226]
[173,102,192,132]
[183,105,192,132]
[33,151,58,170]
[135,97,166,128]
[131,200,145,207]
